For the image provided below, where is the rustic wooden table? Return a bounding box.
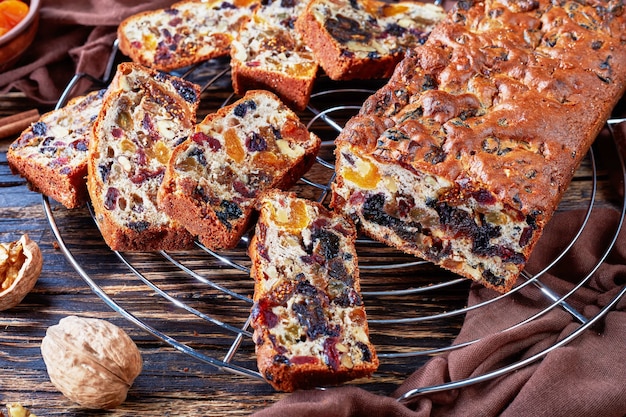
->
[1,68,624,416]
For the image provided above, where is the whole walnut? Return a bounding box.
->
[0,234,42,311]
[40,316,143,409]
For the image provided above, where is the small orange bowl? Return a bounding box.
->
[0,0,40,72]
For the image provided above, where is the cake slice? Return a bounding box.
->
[331,0,626,293]
[230,0,318,111]
[7,90,106,209]
[158,90,321,250]
[118,0,259,72]
[295,0,445,80]
[249,190,378,392]
[87,62,201,251]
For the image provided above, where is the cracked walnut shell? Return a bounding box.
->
[40,316,143,409]
[0,234,42,311]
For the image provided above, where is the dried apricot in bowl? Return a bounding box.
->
[0,234,43,311]
[0,0,39,72]
[0,0,29,36]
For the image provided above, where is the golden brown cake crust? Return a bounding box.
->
[331,0,626,292]
[7,90,106,209]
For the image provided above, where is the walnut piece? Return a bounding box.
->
[0,234,42,311]
[5,403,37,417]
[40,316,143,409]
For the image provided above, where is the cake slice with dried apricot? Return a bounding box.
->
[158,90,321,250]
[295,0,445,80]
[249,190,378,392]
[118,0,259,71]
[230,0,318,110]
[87,62,201,251]
[7,90,106,209]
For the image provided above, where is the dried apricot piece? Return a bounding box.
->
[224,128,245,163]
[270,198,309,232]
[0,0,29,29]
[342,156,381,190]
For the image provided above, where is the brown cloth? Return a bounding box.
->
[0,0,175,104]
[251,207,626,417]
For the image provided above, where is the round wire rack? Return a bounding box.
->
[43,42,626,401]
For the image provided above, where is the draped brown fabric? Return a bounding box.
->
[252,207,626,417]
[0,0,175,104]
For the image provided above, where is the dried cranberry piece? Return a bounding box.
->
[252,299,279,328]
[473,189,496,205]
[69,139,89,152]
[191,131,221,151]
[232,179,257,198]
[111,127,124,138]
[519,226,534,247]
[104,187,119,210]
[290,356,317,365]
[323,337,341,370]
[169,16,182,26]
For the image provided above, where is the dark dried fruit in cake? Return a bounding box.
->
[331,0,626,293]
[295,0,445,80]
[249,190,378,392]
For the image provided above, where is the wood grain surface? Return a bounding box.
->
[1,59,625,417]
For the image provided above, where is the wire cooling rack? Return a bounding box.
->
[42,41,626,400]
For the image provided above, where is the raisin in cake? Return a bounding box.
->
[249,190,378,392]
[118,0,259,72]
[230,0,318,111]
[158,90,321,250]
[88,62,201,251]
[294,0,445,80]
[7,90,106,209]
[331,0,626,293]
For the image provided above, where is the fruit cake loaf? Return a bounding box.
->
[88,62,201,251]
[158,90,321,250]
[7,90,106,209]
[249,190,378,392]
[331,0,626,293]
[294,0,445,80]
[118,0,259,72]
[230,0,318,111]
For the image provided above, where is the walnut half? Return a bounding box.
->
[0,234,42,311]
[40,316,143,409]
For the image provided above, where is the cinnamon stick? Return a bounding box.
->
[0,109,40,140]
